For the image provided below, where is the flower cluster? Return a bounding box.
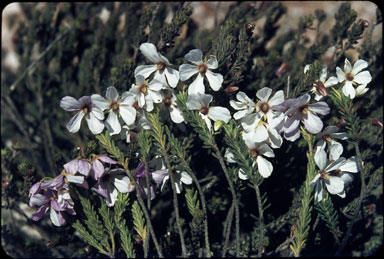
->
[30,42,371,227]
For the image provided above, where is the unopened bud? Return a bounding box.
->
[244,23,254,36]
[314,81,328,97]
[3,182,9,189]
[214,120,224,131]
[223,86,239,93]
[28,168,35,175]
[361,20,369,28]
[371,118,383,128]
[275,63,288,77]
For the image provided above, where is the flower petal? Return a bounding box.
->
[343,58,352,73]
[91,159,105,180]
[257,156,273,178]
[205,70,223,91]
[353,70,372,85]
[336,67,345,82]
[179,64,199,81]
[206,55,218,69]
[165,67,180,88]
[105,86,119,101]
[180,171,193,185]
[208,106,231,123]
[342,81,356,99]
[325,176,344,194]
[351,59,368,75]
[66,111,85,133]
[324,157,346,172]
[119,105,136,126]
[139,42,161,63]
[50,209,66,226]
[188,73,205,95]
[268,90,285,106]
[64,159,79,174]
[105,111,121,135]
[329,141,343,161]
[113,175,132,193]
[170,107,184,123]
[339,156,359,173]
[308,102,330,115]
[29,194,50,207]
[314,148,327,171]
[98,155,117,164]
[303,112,323,134]
[60,96,81,111]
[185,49,203,65]
[324,76,339,87]
[31,204,49,221]
[152,169,168,184]
[86,112,105,134]
[256,87,272,102]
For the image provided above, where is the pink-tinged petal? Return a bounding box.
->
[60,96,81,111]
[105,86,119,101]
[92,160,105,180]
[98,155,117,164]
[85,112,104,135]
[206,55,218,69]
[134,162,146,177]
[208,106,231,123]
[256,87,272,102]
[205,70,223,91]
[40,175,65,190]
[29,182,42,197]
[139,42,161,63]
[165,67,179,88]
[303,112,323,134]
[351,59,368,75]
[342,82,356,99]
[32,204,49,221]
[78,96,91,105]
[283,112,301,134]
[314,148,327,171]
[284,127,301,142]
[336,67,345,82]
[66,111,85,133]
[64,159,79,174]
[257,156,273,178]
[324,76,339,87]
[76,180,89,189]
[29,194,50,207]
[50,199,65,212]
[188,73,205,95]
[343,58,352,73]
[353,70,372,85]
[66,174,85,185]
[325,176,344,194]
[152,169,168,184]
[113,175,132,193]
[50,209,66,226]
[179,64,199,81]
[185,49,203,65]
[105,111,121,135]
[78,160,91,176]
[339,156,359,173]
[308,102,330,115]
[92,181,109,198]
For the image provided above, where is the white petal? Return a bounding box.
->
[267,127,283,148]
[283,112,301,134]
[91,106,105,120]
[208,106,231,123]
[308,102,330,115]
[324,157,346,172]
[324,76,339,87]
[329,141,343,161]
[201,113,212,131]
[113,175,131,193]
[188,73,205,95]
[91,94,110,111]
[119,106,136,126]
[105,112,121,135]
[340,173,354,185]
[353,71,372,85]
[185,49,203,65]
[258,143,275,158]
[238,169,249,180]
[148,78,164,91]
[336,67,346,82]
[342,82,356,99]
[303,112,323,134]
[314,148,327,171]
[180,171,193,185]
[106,86,119,101]
[85,113,104,134]
[339,156,359,173]
[50,209,63,226]
[186,94,203,110]
[134,64,158,79]
[224,149,236,163]
[256,87,272,102]
[230,100,246,110]
[233,109,249,120]
[139,42,161,63]
[355,84,369,96]
[237,91,254,104]
[351,59,368,75]
[206,56,218,69]
[205,70,223,91]
[313,181,323,204]
[66,111,85,133]
[268,90,285,106]
[319,65,328,82]
[66,175,85,184]
[148,90,163,103]
[179,64,199,81]
[257,156,273,178]
[344,58,352,73]
[325,176,344,194]
[170,107,184,123]
[60,96,81,111]
[165,67,180,88]
[304,64,310,74]
[310,174,321,188]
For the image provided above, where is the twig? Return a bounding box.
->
[222,201,235,257]
[252,179,266,257]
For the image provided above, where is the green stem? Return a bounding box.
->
[221,201,235,257]
[252,179,265,257]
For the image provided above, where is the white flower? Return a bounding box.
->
[91,86,137,135]
[229,91,255,120]
[134,42,180,88]
[128,75,163,112]
[315,125,348,160]
[159,89,185,124]
[304,64,338,101]
[60,96,104,134]
[336,58,372,99]
[120,110,151,143]
[179,49,223,95]
[186,93,231,131]
[310,148,359,203]
[355,84,369,97]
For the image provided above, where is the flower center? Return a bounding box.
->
[320,171,330,180]
[260,102,269,113]
[198,64,208,74]
[81,103,91,115]
[249,148,258,158]
[200,106,209,115]
[298,103,309,115]
[322,134,332,142]
[110,101,119,111]
[157,62,166,71]
[132,101,140,110]
[163,97,172,107]
[345,72,354,81]
[314,81,328,96]
[140,84,148,94]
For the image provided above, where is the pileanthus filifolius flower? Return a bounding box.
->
[179,49,223,95]
[128,75,163,112]
[336,58,372,99]
[91,86,137,135]
[304,64,338,101]
[60,96,104,134]
[134,42,180,88]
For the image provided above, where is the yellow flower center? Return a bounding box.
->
[198,64,208,74]
[157,62,166,71]
[140,84,148,94]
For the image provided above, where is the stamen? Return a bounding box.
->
[198,64,208,74]
[345,72,354,81]
[111,101,119,111]
[200,106,209,115]
[260,102,269,113]
[157,62,165,71]
[140,84,148,94]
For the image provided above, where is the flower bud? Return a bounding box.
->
[244,23,254,36]
[361,20,369,28]
[275,63,288,77]
[214,120,224,131]
[371,118,383,128]
[223,86,239,93]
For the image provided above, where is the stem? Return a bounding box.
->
[222,201,235,257]
[143,162,152,258]
[212,143,240,257]
[252,179,265,257]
